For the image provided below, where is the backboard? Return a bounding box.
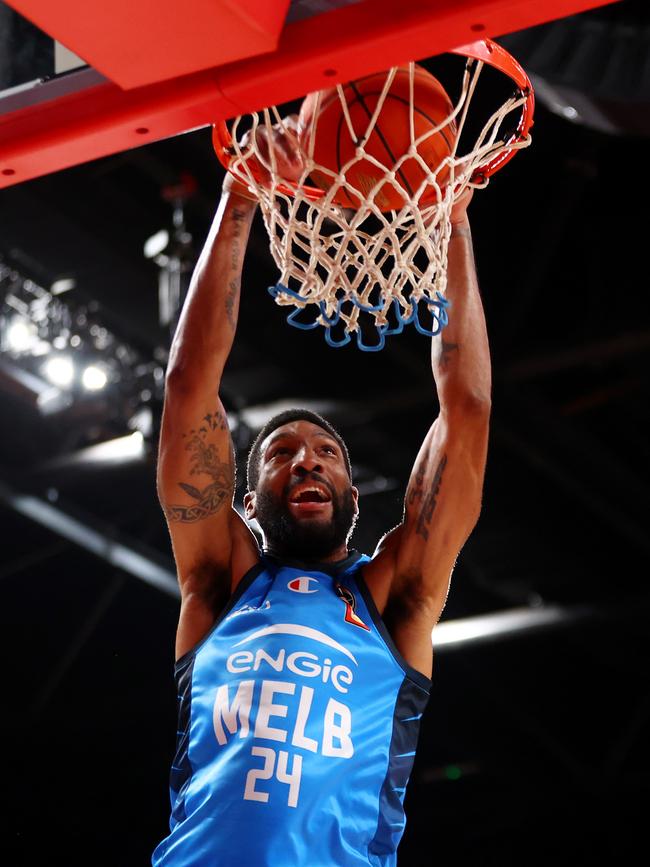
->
[0,0,618,188]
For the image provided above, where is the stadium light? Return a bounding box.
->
[82,363,108,391]
[5,316,37,353]
[43,355,74,387]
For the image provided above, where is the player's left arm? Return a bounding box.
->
[363,191,491,676]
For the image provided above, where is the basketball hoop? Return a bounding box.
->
[213,39,534,351]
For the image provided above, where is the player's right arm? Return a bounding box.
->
[157,177,260,659]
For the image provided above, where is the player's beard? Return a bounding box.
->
[255,484,357,561]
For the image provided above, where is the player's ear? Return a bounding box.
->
[243,490,257,520]
[351,485,359,516]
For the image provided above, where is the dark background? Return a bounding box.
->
[1,1,649,864]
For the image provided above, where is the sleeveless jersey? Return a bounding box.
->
[152,550,430,867]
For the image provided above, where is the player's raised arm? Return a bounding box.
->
[364,190,491,676]
[157,174,261,655]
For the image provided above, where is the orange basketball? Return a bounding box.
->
[298,66,457,212]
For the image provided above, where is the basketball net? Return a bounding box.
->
[214,41,533,350]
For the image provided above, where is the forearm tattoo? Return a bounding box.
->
[163,410,234,523]
[439,339,458,371]
[407,452,448,542]
[225,208,247,329]
[225,279,238,329]
[407,448,429,509]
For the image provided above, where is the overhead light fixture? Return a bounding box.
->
[241,398,340,431]
[67,431,146,463]
[432,605,575,648]
[144,229,170,260]
[2,257,165,435]
[128,406,153,438]
[82,364,108,391]
[50,277,76,295]
[43,355,74,388]
[561,105,579,120]
[5,316,37,353]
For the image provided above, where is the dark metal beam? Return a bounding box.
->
[0,478,179,596]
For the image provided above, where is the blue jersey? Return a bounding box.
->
[152,551,430,866]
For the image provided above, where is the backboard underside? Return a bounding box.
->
[0,0,617,188]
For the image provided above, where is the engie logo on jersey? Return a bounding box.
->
[288,576,319,594]
[215,622,357,809]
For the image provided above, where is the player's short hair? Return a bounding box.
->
[246,408,352,491]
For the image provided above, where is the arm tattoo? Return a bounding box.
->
[163,410,234,523]
[406,448,428,509]
[415,454,448,541]
[439,339,458,371]
[225,279,238,329]
[224,208,247,329]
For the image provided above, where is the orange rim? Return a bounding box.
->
[451,39,535,182]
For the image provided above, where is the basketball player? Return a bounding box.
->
[151,130,490,865]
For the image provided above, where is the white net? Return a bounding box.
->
[222,54,532,350]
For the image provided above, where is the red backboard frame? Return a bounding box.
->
[0,0,618,188]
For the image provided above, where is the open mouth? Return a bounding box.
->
[289,485,331,504]
[288,484,332,513]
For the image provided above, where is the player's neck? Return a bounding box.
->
[263,541,350,564]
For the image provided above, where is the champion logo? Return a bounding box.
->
[288,576,319,594]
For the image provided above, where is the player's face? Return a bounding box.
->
[245,421,358,559]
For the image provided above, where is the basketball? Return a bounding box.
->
[298,66,457,212]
